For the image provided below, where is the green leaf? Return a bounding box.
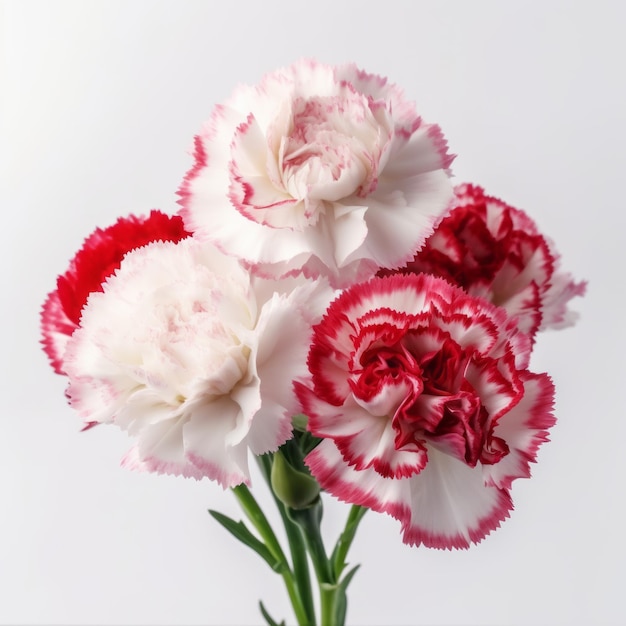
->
[208,510,285,573]
[339,563,361,592]
[335,565,361,626]
[258,600,286,626]
[331,505,367,579]
[335,587,348,626]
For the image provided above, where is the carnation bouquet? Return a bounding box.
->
[41,59,585,626]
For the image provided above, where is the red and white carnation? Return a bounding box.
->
[179,59,454,287]
[41,210,190,374]
[64,238,332,488]
[381,184,586,339]
[296,273,555,549]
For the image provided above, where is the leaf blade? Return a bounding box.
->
[208,509,285,573]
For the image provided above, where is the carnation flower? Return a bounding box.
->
[380,184,586,339]
[179,59,454,287]
[296,274,555,549]
[64,238,332,487]
[41,210,190,374]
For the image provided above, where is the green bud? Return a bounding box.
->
[270,450,321,510]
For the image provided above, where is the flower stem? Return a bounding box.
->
[288,502,339,626]
[232,483,310,626]
[257,454,316,625]
[284,519,316,625]
[256,452,364,626]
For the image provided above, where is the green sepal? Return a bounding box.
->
[291,413,309,432]
[208,509,285,573]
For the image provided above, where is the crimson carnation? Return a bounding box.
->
[380,183,586,340]
[41,210,191,374]
[296,273,555,549]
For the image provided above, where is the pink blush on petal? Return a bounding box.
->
[177,59,454,287]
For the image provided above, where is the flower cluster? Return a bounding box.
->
[42,60,584,553]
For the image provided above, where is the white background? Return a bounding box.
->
[2,1,625,624]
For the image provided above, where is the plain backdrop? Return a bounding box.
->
[2,1,625,624]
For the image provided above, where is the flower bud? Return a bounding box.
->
[270,450,320,510]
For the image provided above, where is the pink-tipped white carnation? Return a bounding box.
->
[65,238,332,488]
[179,59,454,287]
[296,274,555,549]
[381,184,586,339]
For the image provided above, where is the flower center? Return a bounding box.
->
[276,95,388,210]
[352,333,508,467]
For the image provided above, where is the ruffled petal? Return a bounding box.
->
[483,372,556,490]
[40,290,74,374]
[183,396,251,488]
[540,270,587,330]
[246,282,333,455]
[306,440,512,549]
[121,444,206,480]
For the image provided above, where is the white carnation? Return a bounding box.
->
[65,238,331,487]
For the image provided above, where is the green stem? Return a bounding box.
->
[319,584,338,626]
[283,519,316,625]
[282,573,310,626]
[288,502,338,626]
[256,452,364,626]
[258,455,316,626]
[232,483,309,626]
